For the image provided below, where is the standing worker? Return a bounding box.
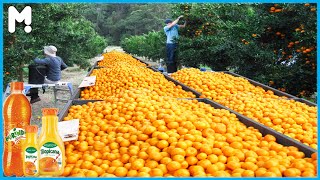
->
[164,15,186,73]
[29,45,67,104]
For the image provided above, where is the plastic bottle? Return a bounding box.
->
[3,82,31,176]
[38,108,65,176]
[23,125,39,176]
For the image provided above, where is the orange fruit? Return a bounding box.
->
[196,153,207,160]
[149,168,164,177]
[127,170,138,177]
[186,156,198,165]
[206,164,219,174]
[85,170,99,177]
[283,168,298,177]
[226,161,241,170]
[167,161,181,172]
[173,169,190,176]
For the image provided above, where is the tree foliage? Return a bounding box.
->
[3,4,107,86]
[121,3,317,97]
[121,31,166,61]
[82,4,172,44]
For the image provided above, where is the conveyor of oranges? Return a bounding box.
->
[97,51,147,67]
[63,89,317,177]
[171,68,317,149]
[80,62,195,100]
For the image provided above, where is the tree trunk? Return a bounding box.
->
[17,63,24,82]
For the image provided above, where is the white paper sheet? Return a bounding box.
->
[79,76,96,88]
[58,119,79,142]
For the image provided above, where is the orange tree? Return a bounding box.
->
[121,31,166,61]
[3,4,107,87]
[261,3,316,97]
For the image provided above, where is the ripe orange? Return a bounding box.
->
[284,168,299,177]
[173,169,190,176]
[186,156,198,165]
[226,161,241,170]
[150,168,164,177]
[196,153,207,160]
[131,159,144,170]
[167,161,181,172]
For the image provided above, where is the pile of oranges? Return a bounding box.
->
[97,51,147,67]
[80,63,195,100]
[171,68,317,149]
[63,89,317,177]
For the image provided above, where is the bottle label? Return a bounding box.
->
[39,142,62,172]
[5,128,26,144]
[25,147,39,175]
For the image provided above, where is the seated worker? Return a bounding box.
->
[29,45,67,104]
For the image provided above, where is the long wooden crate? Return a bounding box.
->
[59,98,316,157]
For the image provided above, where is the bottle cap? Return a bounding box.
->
[10,82,24,91]
[26,125,38,133]
[42,108,59,116]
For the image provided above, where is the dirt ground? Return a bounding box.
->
[27,46,159,127]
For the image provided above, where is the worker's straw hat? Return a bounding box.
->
[44,45,57,57]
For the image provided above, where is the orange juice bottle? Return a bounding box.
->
[38,108,65,176]
[23,125,39,176]
[3,82,31,176]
